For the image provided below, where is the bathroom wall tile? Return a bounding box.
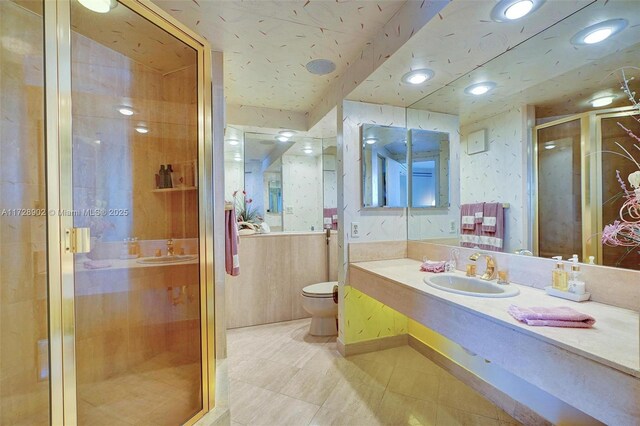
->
[348,240,408,263]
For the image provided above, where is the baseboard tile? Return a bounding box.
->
[338,334,408,357]
[408,335,552,426]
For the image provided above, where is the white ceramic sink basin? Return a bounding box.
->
[424,273,519,298]
[137,254,197,264]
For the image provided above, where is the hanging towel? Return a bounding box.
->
[225,206,240,276]
[460,203,483,231]
[482,202,500,233]
[508,305,596,328]
[460,202,504,251]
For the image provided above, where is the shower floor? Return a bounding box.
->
[77,352,201,426]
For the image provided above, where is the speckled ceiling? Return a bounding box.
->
[153,0,407,112]
[409,0,640,123]
[346,0,595,108]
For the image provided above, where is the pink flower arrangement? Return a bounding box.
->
[233,189,262,228]
[601,68,640,261]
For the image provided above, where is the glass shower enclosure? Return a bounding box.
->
[0,0,215,424]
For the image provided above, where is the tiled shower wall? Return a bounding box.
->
[0,2,49,424]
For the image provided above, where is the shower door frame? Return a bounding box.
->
[532,105,638,264]
[43,1,215,424]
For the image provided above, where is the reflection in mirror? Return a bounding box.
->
[402,0,640,271]
[224,126,244,201]
[409,129,450,208]
[323,137,338,230]
[361,124,408,208]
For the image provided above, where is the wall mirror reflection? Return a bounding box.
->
[361,124,408,208]
[409,129,450,208]
[397,0,640,271]
[224,130,329,233]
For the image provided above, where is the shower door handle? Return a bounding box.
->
[65,227,91,254]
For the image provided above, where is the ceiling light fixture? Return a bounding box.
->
[135,125,149,134]
[279,130,296,138]
[78,0,117,13]
[234,157,242,162]
[306,59,336,76]
[401,69,434,85]
[276,135,289,142]
[571,19,628,45]
[544,143,556,150]
[590,96,615,108]
[464,82,497,96]
[364,138,378,145]
[491,0,544,22]
[118,106,134,116]
[227,138,240,146]
[303,148,313,154]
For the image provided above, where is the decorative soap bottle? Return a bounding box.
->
[568,254,586,295]
[158,165,167,189]
[551,256,568,291]
[166,164,174,188]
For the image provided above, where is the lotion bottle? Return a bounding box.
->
[551,256,568,291]
[568,254,586,295]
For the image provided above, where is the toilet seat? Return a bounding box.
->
[302,281,337,298]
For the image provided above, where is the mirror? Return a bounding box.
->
[401,0,640,270]
[323,137,338,230]
[409,129,450,208]
[361,124,408,208]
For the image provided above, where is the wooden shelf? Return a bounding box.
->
[152,186,197,193]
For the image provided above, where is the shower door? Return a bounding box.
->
[49,0,214,424]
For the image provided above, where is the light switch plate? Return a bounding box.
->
[351,222,360,238]
[467,129,487,155]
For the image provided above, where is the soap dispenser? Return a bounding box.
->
[568,254,586,295]
[551,256,568,291]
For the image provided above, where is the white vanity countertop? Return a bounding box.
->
[350,258,640,378]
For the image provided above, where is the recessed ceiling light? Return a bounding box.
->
[135,125,149,134]
[78,0,117,13]
[276,135,289,142]
[234,157,242,162]
[306,59,336,76]
[303,148,313,154]
[118,106,134,116]
[279,130,296,138]
[571,19,628,45]
[544,143,556,150]
[364,138,378,145]
[590,96,615,108]
[401,69,434,85]
[464,82,497,96]
[94,140,101,144]
[491,0,544,22]
[227,138,240,146]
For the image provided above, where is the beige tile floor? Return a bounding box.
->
[227,318,522,426]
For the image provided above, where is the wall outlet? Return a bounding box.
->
[449,220,457,234]
[285,206,294,214]
[351,222,360,238]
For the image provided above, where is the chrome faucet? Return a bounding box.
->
[167,238,175,256]
[468,252,497,281]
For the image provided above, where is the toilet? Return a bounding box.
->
[301,281,338,336]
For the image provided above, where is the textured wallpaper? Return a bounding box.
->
[460,107,529,253]
[406,109,461,241]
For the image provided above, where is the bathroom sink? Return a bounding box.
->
[137,254,197,264]
[424,273,519,298]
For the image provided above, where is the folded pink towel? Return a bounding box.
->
[420,260,446,273]
[83,260,112,269]
[508,305,596,328]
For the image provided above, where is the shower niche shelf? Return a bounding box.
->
[152,186,197,193]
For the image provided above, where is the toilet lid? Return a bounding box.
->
[302,281,337,297]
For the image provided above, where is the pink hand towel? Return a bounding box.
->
[420,260,446,273]
[225,206,240,276]
[508,305,596,328]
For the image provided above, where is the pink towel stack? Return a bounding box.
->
[420,260,446,273]
[508,305,596,328]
